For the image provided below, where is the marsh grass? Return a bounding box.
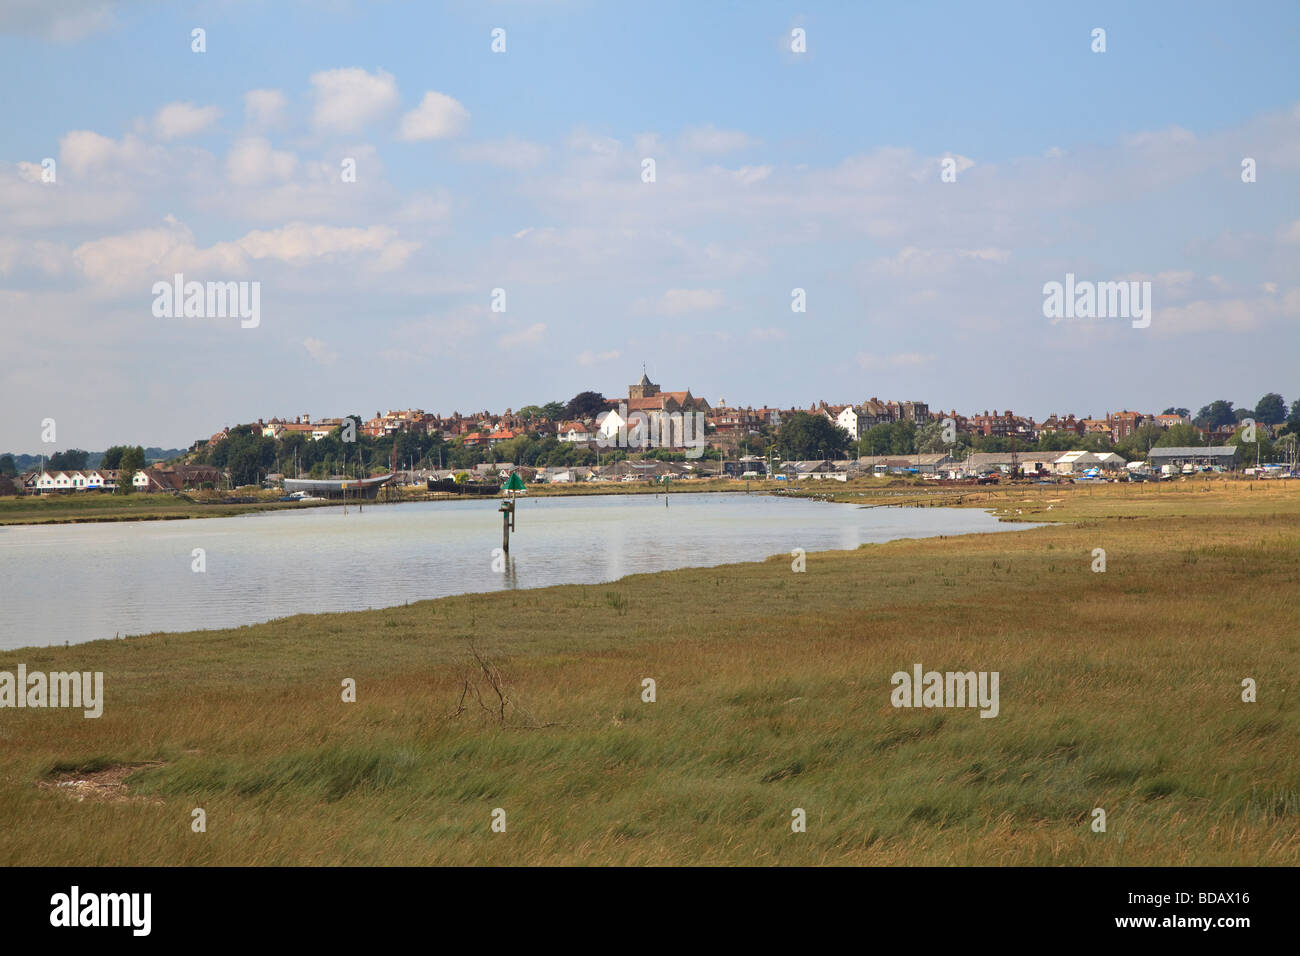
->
[1,480,1297,864]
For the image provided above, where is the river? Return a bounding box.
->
[0,493,1037,649]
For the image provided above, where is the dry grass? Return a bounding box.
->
[1,479,1297,865]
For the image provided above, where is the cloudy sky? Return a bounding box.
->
[1,0,1298,452]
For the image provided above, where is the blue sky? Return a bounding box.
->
[1,0,1298,450]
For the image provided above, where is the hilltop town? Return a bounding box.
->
[6,373,1296,496]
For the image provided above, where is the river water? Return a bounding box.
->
[0,493,1036,649]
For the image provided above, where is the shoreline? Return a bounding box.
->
[0,479,783,526]
[3,481,1295,865]
[0,473,1177,527]
[2,494,1041,653]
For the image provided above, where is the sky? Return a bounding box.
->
[1,0,1298,452]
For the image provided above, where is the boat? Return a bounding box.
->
[282,474,394,500]
[427,477,499,495]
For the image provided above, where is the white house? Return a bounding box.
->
[557,421,593,443]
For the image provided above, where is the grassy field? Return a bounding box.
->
[1,480,1297,865]
[0,490,317,525]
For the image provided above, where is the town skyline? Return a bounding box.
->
[5,366,1293,462]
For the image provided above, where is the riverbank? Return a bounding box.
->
[0,474,1240,525]
[0,479,752,525]
[2,481,1296,865]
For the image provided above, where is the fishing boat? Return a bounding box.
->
[282,474,394,500]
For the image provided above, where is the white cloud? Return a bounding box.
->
[303,337,338,365]
[942,153,975,174]
[577,349,620,365]
[0,237,70,277]
[457,138,546,169]
[310,68,400,134]
[498,322,546,348]
[244,89,288,129]
[659,288,725,314]
[15,161,45,183]
[713,164,771,186]
[397,91,469,142]
[958,247,1010,263]
[226,138,298,186]
[679,125,758,153]
[59,130,126,176]
[855,352,935,370]
[152,102,221,141]
[71,218,419,290]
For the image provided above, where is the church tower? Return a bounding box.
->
[629,367,660,400]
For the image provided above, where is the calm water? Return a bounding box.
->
[0,493,1036,649]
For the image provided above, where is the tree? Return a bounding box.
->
[101,446,126,470]
[778,412,852,460]
[563,391,607,420]
[1155,424,1202,448]
[0,454,15,477]
[47,449,89,471]
[1228,423,1272,465]
[914,421,949,454]
[1196,400,1236,429]
[1115,423,1164,460]
[1036,430,1076,452]
[540,401,565,421]
[1253,392,1286,425]
[227,445,263,487]
[1162,407,1190,418]
[116,445,146,494]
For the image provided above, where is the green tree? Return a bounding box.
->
[778,412,852,460]
[227,445,263,487]
[1229,423,1272,465]
[116,445,146,494]
[1035,430,1076,452]
[540,401,565,421]
[101,446,126,470]
[1155,424,1202,448]
[0,454,15,477]
[1115,423,1163,460]
[1196,400,1236,429]
[1161,407,1190,418]
[1253,392,1286,424]
[47,449,89,471]
[860,421,918,457]
[914,421,949,454]
[563,391,607,420]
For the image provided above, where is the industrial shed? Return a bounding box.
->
[1146,446,1240,469]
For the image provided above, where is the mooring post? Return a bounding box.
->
[501,501,510,556]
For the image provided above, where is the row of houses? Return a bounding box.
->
[18,464,223,494]
[207,368,1269,461]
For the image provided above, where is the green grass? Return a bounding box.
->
[1,480,1297,865]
